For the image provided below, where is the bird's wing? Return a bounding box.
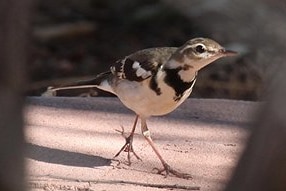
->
[111,47,177,82]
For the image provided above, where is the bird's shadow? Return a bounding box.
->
[25,143,111,168]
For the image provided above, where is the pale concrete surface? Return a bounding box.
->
[24,97,259,191]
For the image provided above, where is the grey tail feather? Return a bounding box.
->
[42,71,111,97]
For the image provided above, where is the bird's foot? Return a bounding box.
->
[153,162,192,179]
[114,126,141,165]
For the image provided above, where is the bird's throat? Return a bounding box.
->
[163,59,197,83]
[161,65,197,102]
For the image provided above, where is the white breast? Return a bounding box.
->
[112,78,192,117]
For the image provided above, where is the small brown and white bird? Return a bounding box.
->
[48,37,237,179]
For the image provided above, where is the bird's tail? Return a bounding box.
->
[42,71,112,97]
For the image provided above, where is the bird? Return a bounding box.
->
[47,37,237,179]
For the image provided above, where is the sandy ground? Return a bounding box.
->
[24,97,259,191]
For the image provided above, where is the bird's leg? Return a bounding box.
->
[140,117,192,179]
[114,115,141,165]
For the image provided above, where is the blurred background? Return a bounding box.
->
[28,0,286,100]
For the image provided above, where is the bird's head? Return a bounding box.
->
[168,38,237,71]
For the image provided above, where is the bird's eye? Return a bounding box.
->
[195,45,206,54]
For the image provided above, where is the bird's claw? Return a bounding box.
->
[114,126,141,165]
[115,126,127,138]
[153,163,192,179]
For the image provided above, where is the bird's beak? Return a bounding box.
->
[220,49,238,57]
